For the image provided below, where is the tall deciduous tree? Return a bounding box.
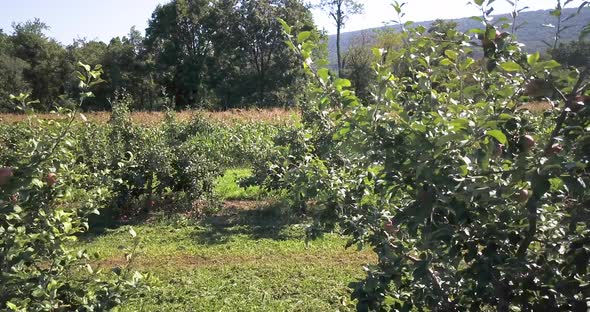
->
[66,28,158,111]
[145,0,214,108]
[236,0,315,106]
[10,19,71,110]
[146,0,315,108]
[317,0,363,77]
[0,30,30,111]
[66,39,109,109]
[1,0,318,110]
[341,31,374,101]
[206,0,245,108]
[103,30,159,110]
[551,40,590,69]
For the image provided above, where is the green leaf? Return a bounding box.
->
[527,52,540,66]
[460,58,475,70]
[486,26,497,40]
[334,78,351,89]
[297,31,311,43]
[75,71,87,82]
[317,68,329,83]
[487,130,507,144]
[499,113,513,120]
[6,302,19,310]
[77,62,91,72]
[440,58,454,66]
[537,60,561,69]
[500,61,523,72]
[32,178,43,188]
[444,50,458,61]
[372,47,384,58]
[63,222,72,234]
[277,18,291,34]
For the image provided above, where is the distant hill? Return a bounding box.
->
[327,8,590,66]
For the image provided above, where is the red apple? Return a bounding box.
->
[44,173,58,187]
[520,135,535,153]
[517,189,530,203]
[575,95,590,104]
[546,143,563,156]
[384,220,398,236]
[493,143,504,158]
[0,167,14,186]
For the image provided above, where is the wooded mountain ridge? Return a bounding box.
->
[328,7,590,66]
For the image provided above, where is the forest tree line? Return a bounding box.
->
[1,0,587,112]
[0,0,319,112]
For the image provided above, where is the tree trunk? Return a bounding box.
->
[144,174,154,214]
[335,1,343,77]
[337,25,342,77]
[493,277,510,312]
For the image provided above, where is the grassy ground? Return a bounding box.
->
[77,170,372,311]
[213,168,264,200]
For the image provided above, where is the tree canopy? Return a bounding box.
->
[0,0,317,112]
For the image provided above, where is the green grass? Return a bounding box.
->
[78,202,372,311]
[214,168,264,200]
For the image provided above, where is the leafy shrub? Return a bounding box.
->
[2,89,287,227]
[0,64,145,311]
[274,2,590,311]
[551,40,590,69]
[85,99,224,220]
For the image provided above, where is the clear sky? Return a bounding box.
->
[0,0,585,43]
[0,0,169,43]
[313,0,586,34]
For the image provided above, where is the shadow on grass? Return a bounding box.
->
[80,198,304,246]
[192,200,304,245]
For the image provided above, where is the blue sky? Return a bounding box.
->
[0,0,169,43]
[0,0,583,43]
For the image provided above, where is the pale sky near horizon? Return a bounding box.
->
[0,0,584,44]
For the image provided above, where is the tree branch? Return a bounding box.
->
[516,194,539,257]
[544,69,588,152]
[404,253,456,310]
[517,71,588,258]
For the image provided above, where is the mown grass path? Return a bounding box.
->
[79,200,373,311]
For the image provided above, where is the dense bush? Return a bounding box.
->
[0,56,289,307]
[0,65,145,311]
[551,40,590,69]
[2,96,286,225]
[272,1,590,310]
